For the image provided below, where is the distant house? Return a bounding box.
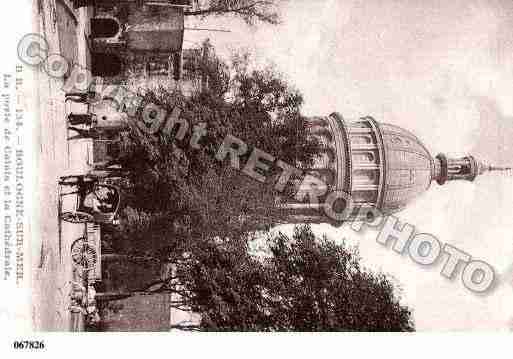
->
[90,0,192,85]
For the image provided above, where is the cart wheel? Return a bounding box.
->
[59,175,95,186]
[71,238,97,270]
[59,176,80,185]
[61,211,94,223]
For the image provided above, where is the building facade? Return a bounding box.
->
[90,1,188,83]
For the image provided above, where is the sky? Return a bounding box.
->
[184,0,513,330]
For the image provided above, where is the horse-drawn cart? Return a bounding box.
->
[58,174,121,280]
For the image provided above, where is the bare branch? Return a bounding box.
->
[184,0,280,25]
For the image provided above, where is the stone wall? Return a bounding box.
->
[100,293,172,331]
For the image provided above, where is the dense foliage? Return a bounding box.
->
[108,43,319,256]
[165,226,414,331]
[101,43,414,332]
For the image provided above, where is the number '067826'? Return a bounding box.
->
[13,341,45,350]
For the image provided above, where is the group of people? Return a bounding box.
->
[70,278,100,326]
[66,93,127,218]
[65,92,129,328]
[66,92,129,140]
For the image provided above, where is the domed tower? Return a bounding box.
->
[281,112,511,224]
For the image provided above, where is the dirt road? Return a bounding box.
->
[32,0,93,331]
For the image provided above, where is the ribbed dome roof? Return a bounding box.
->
[299,114,436,218]
[375,122,434,212]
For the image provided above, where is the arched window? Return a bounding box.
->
[91,18,120,38]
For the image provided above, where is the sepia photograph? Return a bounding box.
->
[2,0,513,348]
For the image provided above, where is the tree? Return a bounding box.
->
[94,45,415,332]
[185,0,281,25]
[134,225,415,331]
[264,225,415,331]
[109,44,320,260]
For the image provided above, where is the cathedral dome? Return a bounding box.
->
[282,112,508,224]
[340,115,435,215]
[292,113,436,221]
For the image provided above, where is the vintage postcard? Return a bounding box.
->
[1,0,513,354]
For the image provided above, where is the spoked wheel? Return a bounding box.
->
[61,211,94,223]
[59,176,79,186]
[71,238,98,271]
[59,175,95,186]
